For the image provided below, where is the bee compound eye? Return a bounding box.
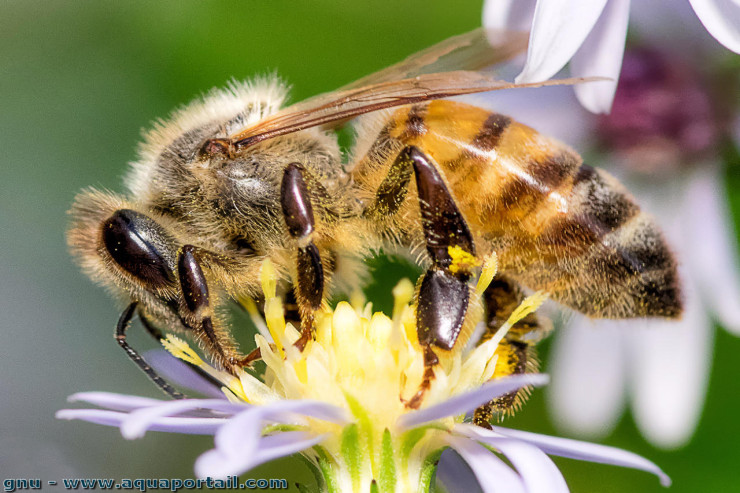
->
[102,209,176,288]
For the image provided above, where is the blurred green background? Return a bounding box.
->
[2,1,739,491]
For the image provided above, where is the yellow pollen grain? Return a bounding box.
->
[447,245,479,274]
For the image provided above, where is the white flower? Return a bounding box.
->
[469,39,740,448]
[549,161,740,449]
[58,259,670,491]
[483,0,740,113]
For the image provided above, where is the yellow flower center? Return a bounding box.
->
[164,256,545,492]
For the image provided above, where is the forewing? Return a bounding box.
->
[227,29,586,150]
[342,28,528,88]
[229,71,594,150]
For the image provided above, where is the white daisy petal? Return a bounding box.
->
[67,392,166,412]
[397,374,549,430]
[483,425,671,486]
[571,0,630,113]
[56,409,226,435]
[516,0,609,83]
[547,316,626,439]
[121,399,243,439]
[683,164,740,334]
[195,431,325,480]
[478,437,569,493]
[482,0,536,31]
[627,284,712,449]
[688,0,740,53]
[446,435,526,493]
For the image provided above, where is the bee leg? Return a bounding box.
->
[365,146,414,218]
[138,310,234,389]
[177,245,247,373]
[115,302,187,399]
[473,277,550,427]
[401,146,477,409]
[281,162,324,350]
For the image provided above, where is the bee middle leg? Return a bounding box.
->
[176,245,250,374]
[372,146,478,409]
[280,162,325,350]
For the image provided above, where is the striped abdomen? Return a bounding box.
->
[353,100,681,319]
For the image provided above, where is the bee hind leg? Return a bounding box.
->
[280,163,325,350]
[473,277,550,427]
[394,147,478,409]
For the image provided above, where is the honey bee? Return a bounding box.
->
[68,29,681,421]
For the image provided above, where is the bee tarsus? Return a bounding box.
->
[115,302,187,400]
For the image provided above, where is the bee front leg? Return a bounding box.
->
[400,146,478,409]
[176,245,248,374]
[280,163,325,350]
[115,302,187,399]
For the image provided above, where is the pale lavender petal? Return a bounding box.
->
[478,437,569,493]
[479,425,671,486]
[67,392,166,412]
[547,316,626,439]
[143,349,227,399]
[516,0,609,83]
[121,399,245,439]
[214,400,348,458]
[571,0,630,113]
[688,0,740,53]
[436,449,483,493]
[397,374,549,430]
[683,164,740,334]
[446,435,526,493]
[56,409,226,434]
[482,0,536,31]
[195,431,325,479]
[627,283,712,449]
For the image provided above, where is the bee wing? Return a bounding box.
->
[340,28,528,88]
[228,29,601,150]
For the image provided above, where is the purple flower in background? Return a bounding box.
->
[483,0,740,113]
